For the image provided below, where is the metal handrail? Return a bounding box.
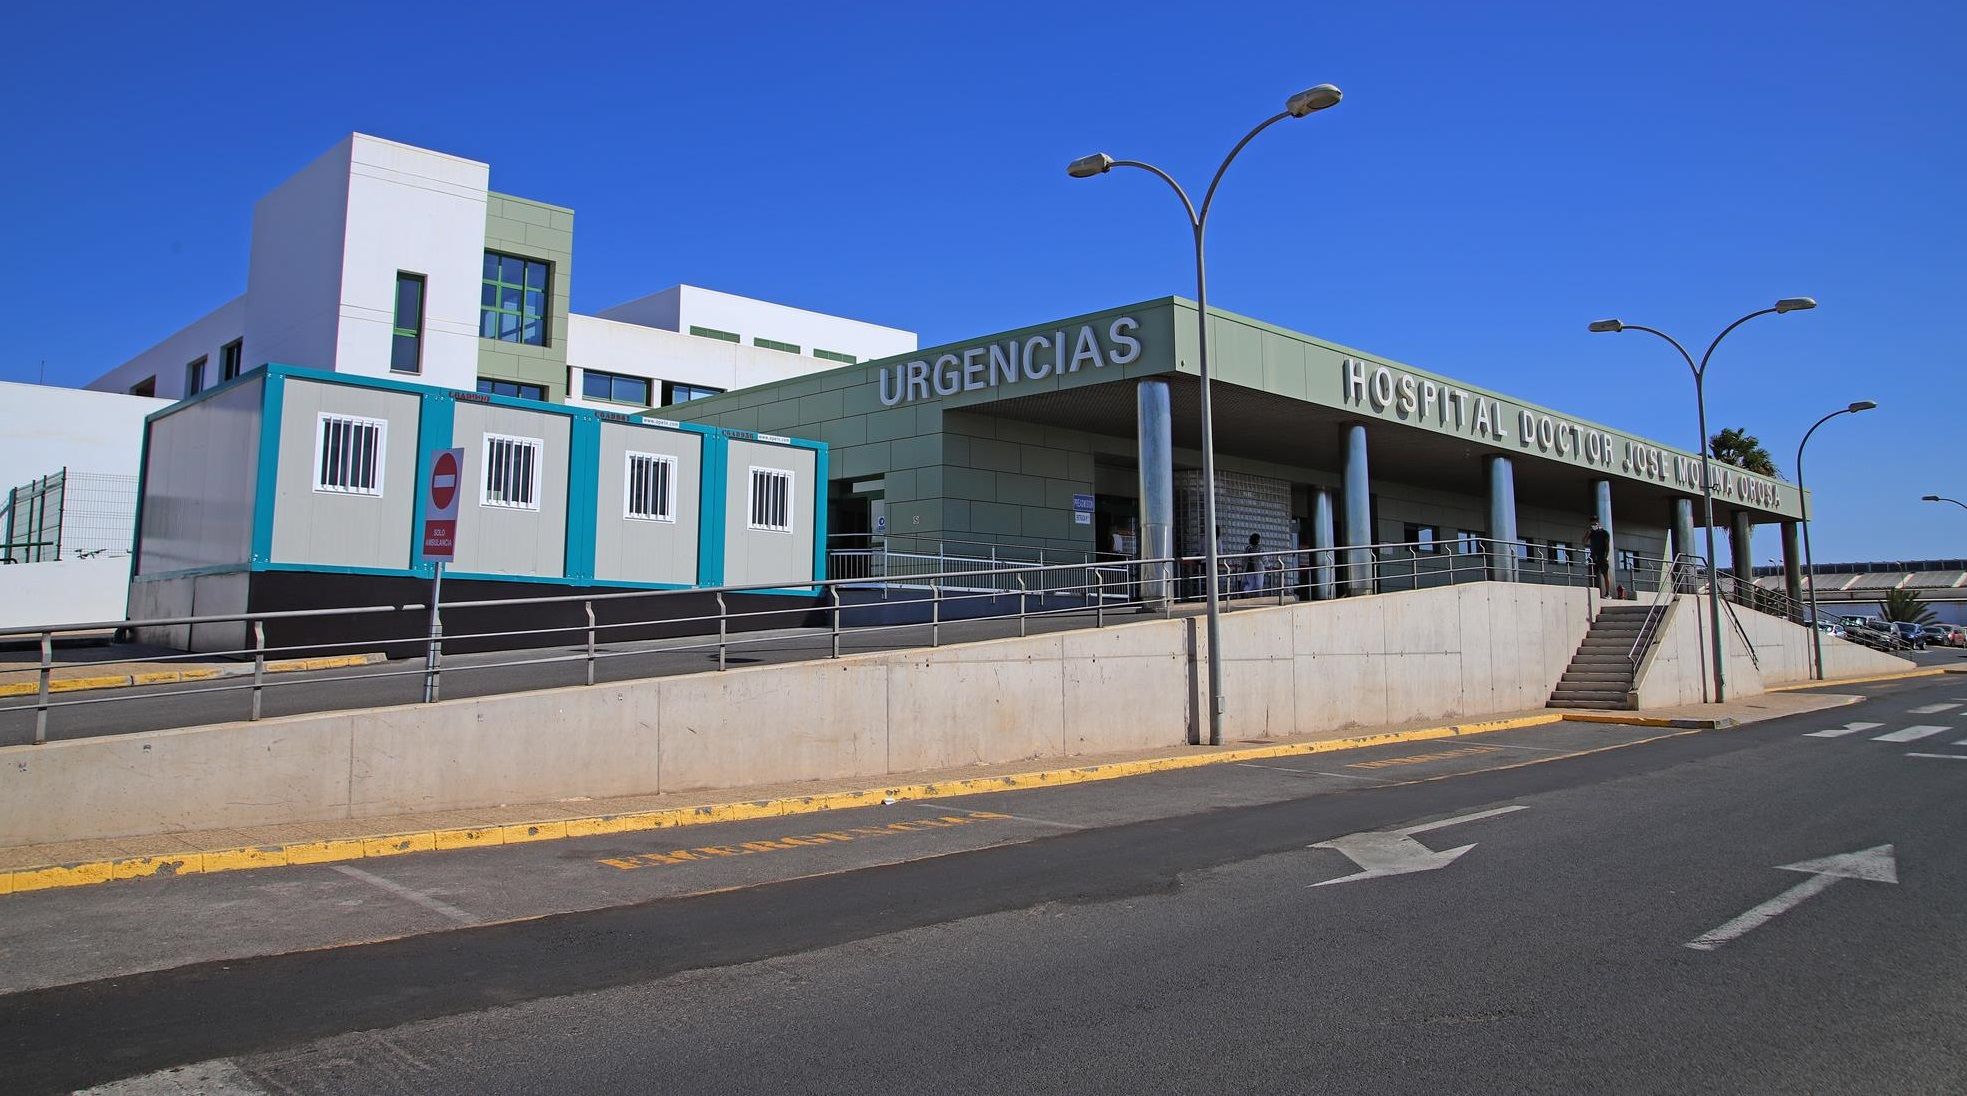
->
[1717,592,1761,669]
[1628,554,1698,669]
[3,535,1598,744]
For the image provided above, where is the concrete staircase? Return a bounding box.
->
[1548,603,1661,710]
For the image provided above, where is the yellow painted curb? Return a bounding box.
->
[0,653,383,700]
[1765,667,1945,692]
[0,712,1570,897]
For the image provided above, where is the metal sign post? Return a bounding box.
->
[421,448,463,703]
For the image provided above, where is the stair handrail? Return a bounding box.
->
[1629,553,1696,669]
[1717,587,1762,669]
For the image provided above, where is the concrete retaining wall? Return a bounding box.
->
[0,581,1593,846]
[1632,594,1914,708]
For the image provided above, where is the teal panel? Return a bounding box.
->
[697,432,727,586]
[565,414,601,583]
[810,443,829,585]
[248,373,286,564]
[410,391,457,575]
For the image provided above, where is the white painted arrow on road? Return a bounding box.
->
[1685,844,1898,952]
[1307,804,1527,887]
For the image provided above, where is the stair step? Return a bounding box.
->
[1550,699,1634,710]
[1561,672,1633,684]
[1552,686,1628,698]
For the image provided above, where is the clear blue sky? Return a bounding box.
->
[5,1,1961,563]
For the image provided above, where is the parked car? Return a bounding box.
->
[1890,621,1929,650]
[1839,618,1907,652]
[1812,619,1849,640]
[1920,623,1964,648]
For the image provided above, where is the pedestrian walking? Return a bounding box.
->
[1587,517,1612,597]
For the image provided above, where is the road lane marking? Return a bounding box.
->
[1471,741,1566,752]
[1906,753,1967,760]
[898,800,1083,831]
[1235,762,1382,781]
[1907,703,1961,714]
[1348,745,1503,770]
[597,811,1012,871]
[1308,805,1528,887]
[330,865,480,925]
[1686,845,1897,952]
[1805,722,1882,738]
[1874,725,1950,743]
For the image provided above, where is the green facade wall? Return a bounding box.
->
[478,192,574,402]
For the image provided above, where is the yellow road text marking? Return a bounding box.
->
[1349,745,1502,770]
[597,811,1011,870]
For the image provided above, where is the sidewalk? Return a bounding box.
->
[0,688,1863,896]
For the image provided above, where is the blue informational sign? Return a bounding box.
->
[1072,493,1095,513]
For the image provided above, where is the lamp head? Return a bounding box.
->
[1848,400,1877,413]
[1285,84,1343,117]
[1923,495,1942,502]
[1066,153,1114,179]
[1775,297,1817,313]
[1588,319,1624,333]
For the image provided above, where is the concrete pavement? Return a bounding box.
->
[6,671,1966,1092]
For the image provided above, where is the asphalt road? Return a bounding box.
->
[7,673,1966,1094]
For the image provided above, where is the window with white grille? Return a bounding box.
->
[313,413,387,496]
[482,433,543,510]
[747,466,794,532]
[624,452,676,522]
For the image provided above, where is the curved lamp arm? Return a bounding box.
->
[1108,160,1199,228]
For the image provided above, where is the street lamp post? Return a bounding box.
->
[1798,400,1877,680]
[1923,494,1967,512]
[1587,298,1816,703]
[1069,83,1343,747]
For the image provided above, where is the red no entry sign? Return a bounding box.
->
[422,447,464,563]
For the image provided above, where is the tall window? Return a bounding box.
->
[314,413,387,496]
[184,357,208,396]
[1456,530,1486,555]
[748,466,793,532]
[662,381,725,405]
[477,378,547,402]
[480,252,549,345]
[483,434,542,510]
[1402,523,1438,553]
[392,272,426,373]
[625,452,676,522]
[581,369,652,405]
[219,339,244,381]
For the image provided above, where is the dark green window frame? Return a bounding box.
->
[219,338,244,381]
[476,378,548,402]
[688,325,740,343]
[662,381,725,405]
[184,356,208,396]
[480,251,550,346]
[581,369,652,406]
[392,272,426,373]
[812,348,857,365]
[754,337,800,354]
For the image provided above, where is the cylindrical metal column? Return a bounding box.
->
[1780,521,1803,613]
[1342,424,1373,595]
[1730,510,1755,603]
[1135,379,1175,608]
[1486,455,1518,581]
[1671,497,1696,567]
[1311,487,1336,600]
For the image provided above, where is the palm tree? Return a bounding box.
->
[1709,427,1779,477]
[1882,588,1937,626]
[1709,427,1781,592]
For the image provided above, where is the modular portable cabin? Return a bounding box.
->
[127,365,826,654]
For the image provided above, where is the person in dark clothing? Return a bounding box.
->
[1586,517,1612,597]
